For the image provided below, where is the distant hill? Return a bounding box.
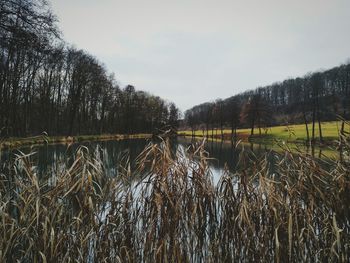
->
[184,62,350,140]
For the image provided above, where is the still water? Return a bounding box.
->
[0,137,333,184]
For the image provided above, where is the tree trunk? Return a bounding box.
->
[302,111,310,143]
[211,124,214,140]
[221,123,224,140]
[317,113,323,143]
[250,116,255,136]
[206,122,209,139]
[311,105,316,144]
[231,120,234,141]
[258,119,262,136]
[316,94,323,143]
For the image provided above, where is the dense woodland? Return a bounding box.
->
[185,62,350,142]
[0,0,179,137]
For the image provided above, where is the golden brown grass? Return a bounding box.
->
[0,138,349,262]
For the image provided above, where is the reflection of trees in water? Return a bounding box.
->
[179,138,272,172]
[0,139,150,180]
[1,138,332,182]
[178,137,337,180]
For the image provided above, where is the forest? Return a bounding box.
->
[0,0,179,138]
[184,62,350,142]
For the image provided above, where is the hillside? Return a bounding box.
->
[184,62,350,143]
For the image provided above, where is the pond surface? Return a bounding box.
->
[0,137,335,185]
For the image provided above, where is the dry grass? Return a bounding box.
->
[0,138,350,262]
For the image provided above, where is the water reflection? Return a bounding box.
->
[0,137,335,184]
[1,139,148,180]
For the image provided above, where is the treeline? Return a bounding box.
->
[0,0,179,137]
[185,62,350,142]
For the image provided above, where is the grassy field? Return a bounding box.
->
[179,121,350,143]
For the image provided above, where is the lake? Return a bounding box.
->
[0,136,335,186]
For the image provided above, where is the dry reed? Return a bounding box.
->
[0,139,349,262]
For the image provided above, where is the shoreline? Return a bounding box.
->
[0,129,344,151]
[177,133,340,147]
[0,133,152,150]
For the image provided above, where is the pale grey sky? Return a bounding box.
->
[50,0,350,111]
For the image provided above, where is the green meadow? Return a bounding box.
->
[179,121,350,143]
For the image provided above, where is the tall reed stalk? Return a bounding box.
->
[0,139,349,262]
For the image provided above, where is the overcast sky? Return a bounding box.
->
[50,0,350,112]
